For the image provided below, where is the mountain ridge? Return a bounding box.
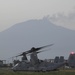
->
[0,18,75,59]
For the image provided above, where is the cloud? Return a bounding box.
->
[50,9,75,30]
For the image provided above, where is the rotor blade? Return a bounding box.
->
[35,44,53,51]
[36,48,51,54]
[27,49,51,56]
[14,44,54,57]
[26,44,54,53]
[10,55,20,59]
[17,52,28,56]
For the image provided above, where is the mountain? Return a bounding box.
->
[0,17,75,60]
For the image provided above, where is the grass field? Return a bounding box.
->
[0,68,75,75]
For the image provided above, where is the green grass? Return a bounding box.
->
[0,68,75,75]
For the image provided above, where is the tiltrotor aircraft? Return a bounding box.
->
[12,44,65,72]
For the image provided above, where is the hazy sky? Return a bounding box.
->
[0,0,75,32]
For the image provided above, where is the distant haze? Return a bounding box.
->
[0,0,75,31]
[0,17,75,60]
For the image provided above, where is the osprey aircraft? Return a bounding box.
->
[12,44,65,72]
